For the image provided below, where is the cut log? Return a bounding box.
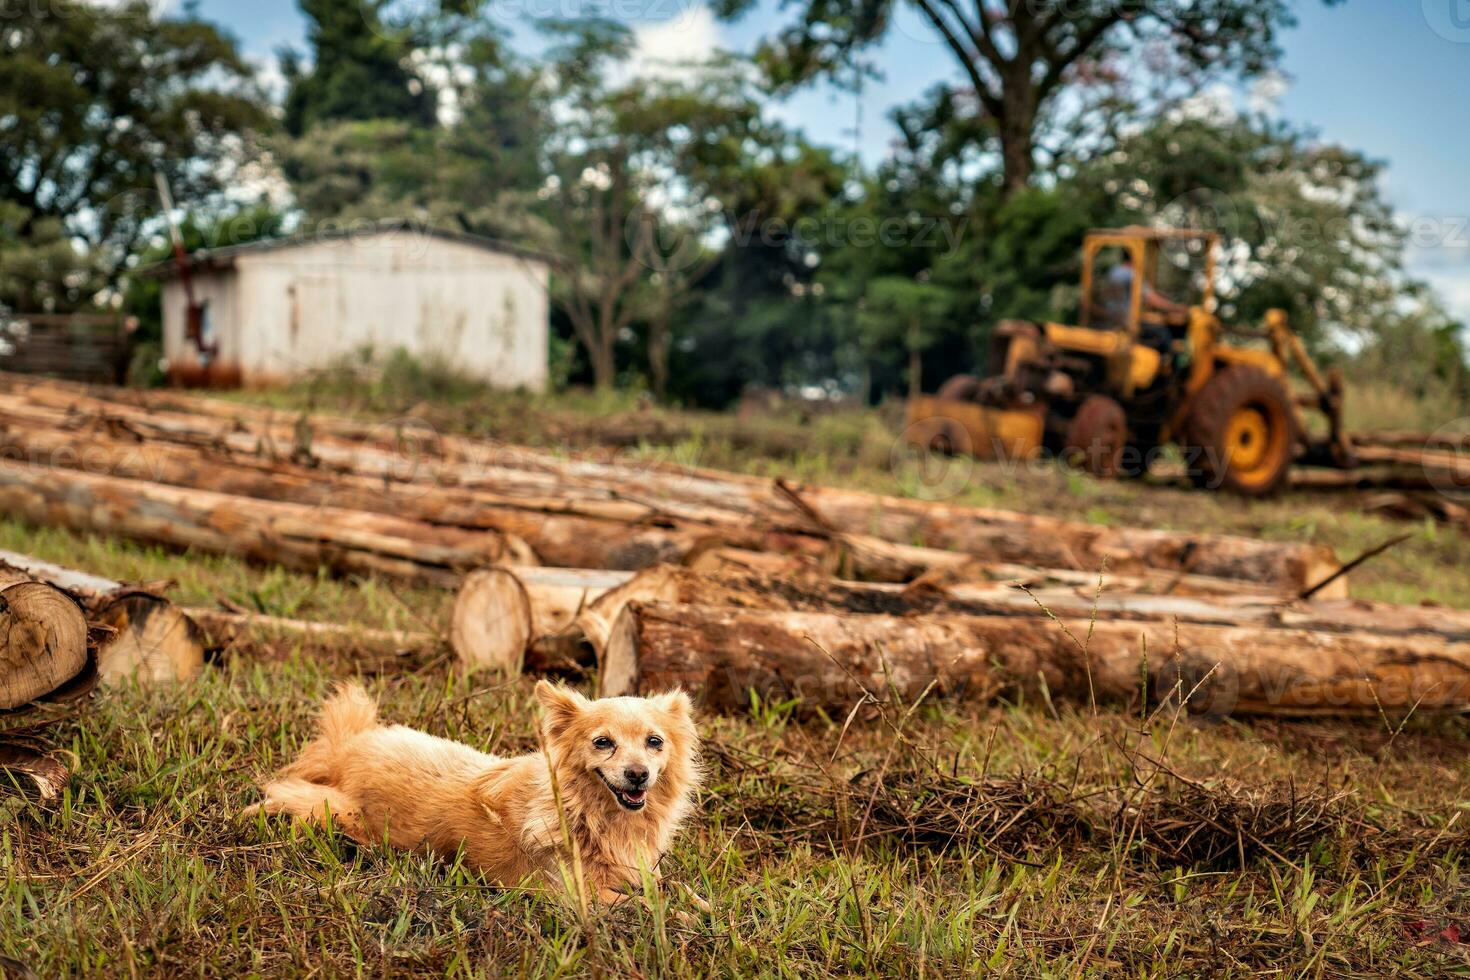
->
[0,460,526,587]
[1354,445,1470,486]
[452,567,632,674]
[0,375,1341,593]
[0,549,206,687]
[1353,430,1470,451]
[603,602,1470,716]
[90,593,205,686]
[0,582,89,709]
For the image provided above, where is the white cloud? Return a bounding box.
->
[626,6,723,82]
[1173,83,1238,126]
[1416,266,1470,325]
[1248,70,1288,116]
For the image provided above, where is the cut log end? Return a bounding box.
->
[601,606,642,698]
[451,568,533,675]
[0,582,89,709]
[91,593,207,687]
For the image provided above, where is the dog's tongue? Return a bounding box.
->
[625,789,647,803]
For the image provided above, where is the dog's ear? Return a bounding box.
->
[653,689,693,720]
[535,680,588,737]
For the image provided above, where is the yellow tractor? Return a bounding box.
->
[906,227,1353,495]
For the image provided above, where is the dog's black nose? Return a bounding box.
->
[624,765,649,787]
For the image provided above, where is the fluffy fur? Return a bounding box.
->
[244,680,701,902]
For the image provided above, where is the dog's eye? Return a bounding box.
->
[646,735,664,750]
[592,736,615,751]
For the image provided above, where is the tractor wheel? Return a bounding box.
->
[1182,365,1296,496]
[936,374,983,402]
[1064,395,1127,478]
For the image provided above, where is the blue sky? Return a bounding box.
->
[193,0,1470,321]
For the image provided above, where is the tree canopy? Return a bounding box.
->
[0,0,1461,411]
[0,0,268,310]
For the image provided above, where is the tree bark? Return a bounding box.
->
[185,606,434,657]
[603,602,1470,717]
[581,563,1470,672]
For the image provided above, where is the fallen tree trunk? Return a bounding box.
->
[582,564,1470,661]
[0,375,1341,593]
[0,404,1063,582]
[0,550,205,687]
[1353,445,1470,486]
[0,412,717,571]
[0,461,527,587]
[603,602,1470,716]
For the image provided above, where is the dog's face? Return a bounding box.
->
[535,681,696,813]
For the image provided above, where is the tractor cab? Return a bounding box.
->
[1080,227,1216,337]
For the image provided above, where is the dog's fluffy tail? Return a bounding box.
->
[280,682,378,784]
[320,682,378,745]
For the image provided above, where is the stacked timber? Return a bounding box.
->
[21,371,1470,720]
[0,373,1339,594]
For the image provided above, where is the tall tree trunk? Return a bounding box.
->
[590,314,617,390]
[907,320,923,400]
[997,81,1037,197]
[648,302,670,401]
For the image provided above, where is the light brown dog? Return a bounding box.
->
[245,680,701,902]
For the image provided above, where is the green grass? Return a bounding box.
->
[4,635,1468,976]
[3,370,1469,975]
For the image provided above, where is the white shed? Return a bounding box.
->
[154,223,550,390]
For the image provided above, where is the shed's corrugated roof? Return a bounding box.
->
[137,220,550,278]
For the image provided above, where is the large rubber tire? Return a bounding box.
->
[1182,365,1296,496]
[935,374,983,402]
[1063,395,1127,478]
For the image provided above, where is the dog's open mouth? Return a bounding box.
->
[599,773,648,811]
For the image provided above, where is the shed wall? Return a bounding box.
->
[163,231,549,391]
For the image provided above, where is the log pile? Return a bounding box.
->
[8,370,1468,718]
[0,372,1339,592]
[448,562,1470,717]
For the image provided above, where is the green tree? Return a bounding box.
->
[666,138,847,406]
[722,0,1337,195]
[281,0,436,137]
[279,6,544,234]
[528,24,775,390]
[0,0,268,310]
